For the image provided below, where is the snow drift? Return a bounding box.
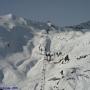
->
[0,14,90,90]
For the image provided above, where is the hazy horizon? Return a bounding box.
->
[0,0,90,26]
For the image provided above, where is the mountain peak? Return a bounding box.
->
[4,13,13,18]
[3,14,16,20]
[0,14,28,30]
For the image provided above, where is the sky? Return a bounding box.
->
[0,0,90,26]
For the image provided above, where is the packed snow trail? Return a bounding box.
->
[38,33,51,90]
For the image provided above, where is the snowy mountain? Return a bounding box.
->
[0,14,90,90]
[65,20,90,32]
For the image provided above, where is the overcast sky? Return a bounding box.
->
[0,0,90,26]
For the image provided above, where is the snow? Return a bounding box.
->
[0,14,27,30]
[0,14,90,90]
[47,21,52,27]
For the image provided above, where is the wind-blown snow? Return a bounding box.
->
[0,14,90,90]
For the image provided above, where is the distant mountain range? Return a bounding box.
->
[66,20,90,30]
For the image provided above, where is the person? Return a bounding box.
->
[46,52,53,61]
[56,52,62,57]
[65,55,69,62]
[60,70,63,75]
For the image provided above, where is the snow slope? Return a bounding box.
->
[0,14,90,90]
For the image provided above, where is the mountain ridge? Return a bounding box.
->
[0,14,90,90]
